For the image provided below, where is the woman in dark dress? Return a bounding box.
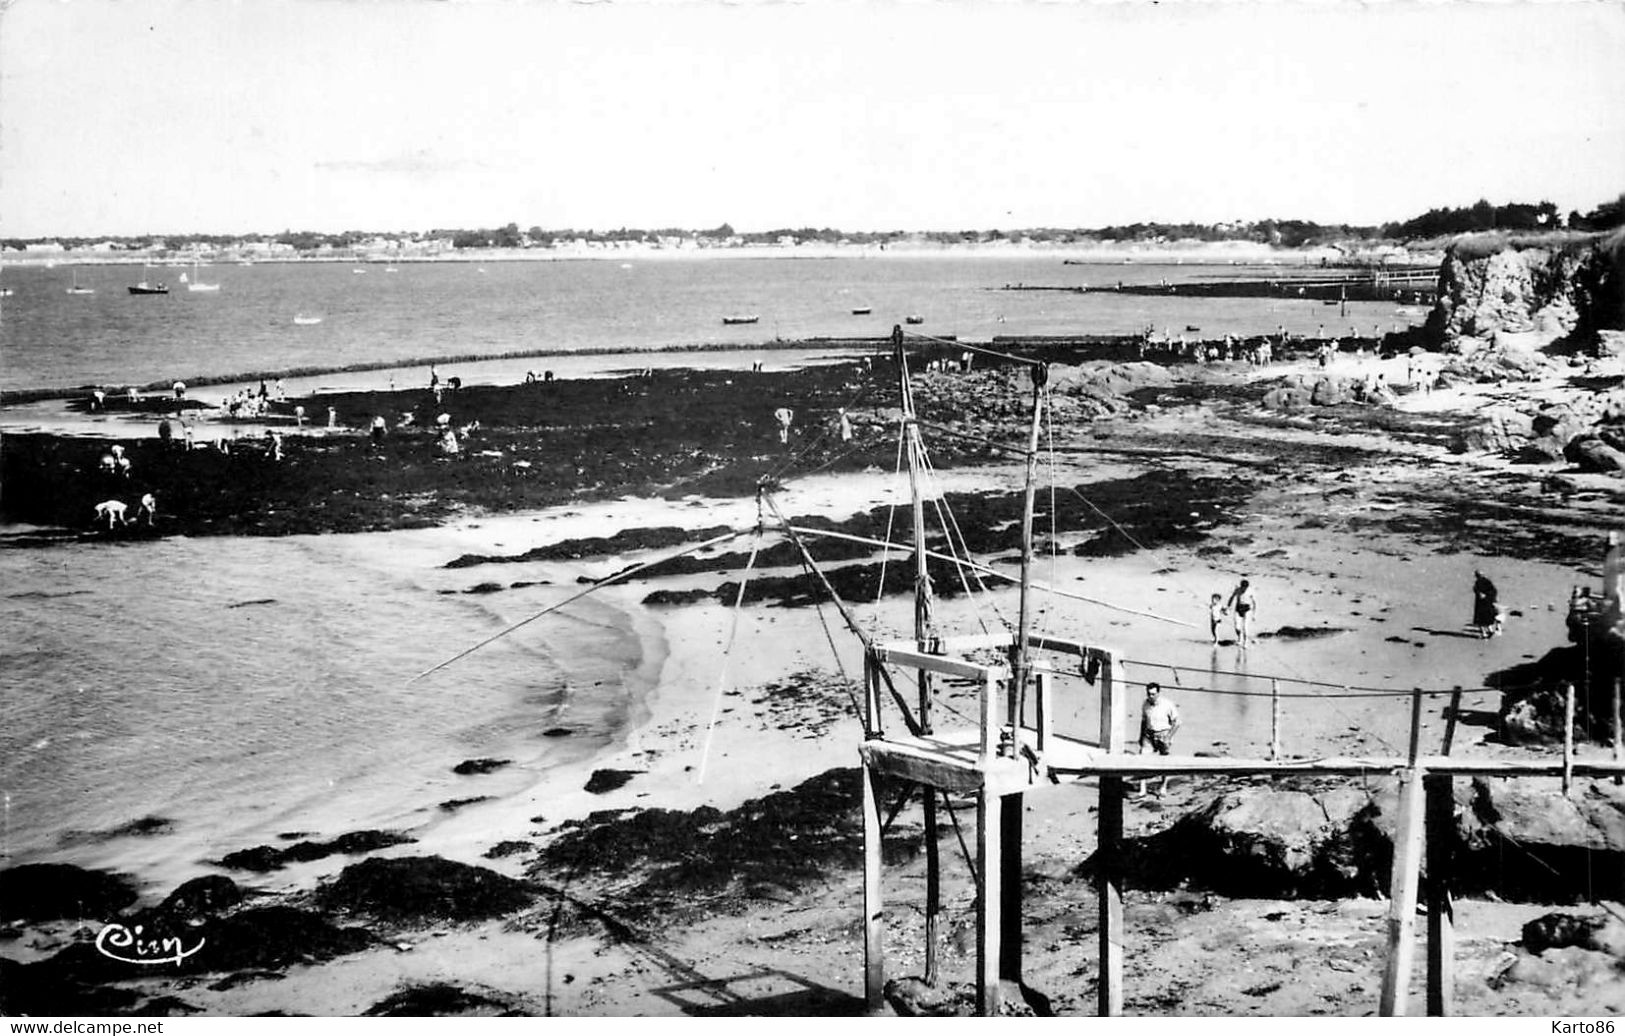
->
[1472,571,1500,638]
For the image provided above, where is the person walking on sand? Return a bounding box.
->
[327,406,337,429]
[370,414,387,447]
[837,407,853,443]
[137,492,157,526]
[1226,578,1258,647]
[1137,682,1181,795]
[773,406,794,445]
[1472,570,1501,638]
[1208,593,1227,645]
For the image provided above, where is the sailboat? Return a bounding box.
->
[186,261,220,293]
[127,265,169,295]
[67,269,95,295]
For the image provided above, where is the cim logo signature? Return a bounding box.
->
[94,923,206,967]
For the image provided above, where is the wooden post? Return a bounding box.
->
[1441,686,1462,756]
[1098,652,1124,753]
[924,791,940,987]
[1097,775,1125,1016]
[1563,681,1576,795]
[977,787,1003,1017]
[1270,679,1282,760]
[1035,670,1052,754]
[1000,792,1023,984]
[1011,364,1047,747]
[1425,774,1456,1016]
[1613,677,1622,787]
[862,761,885,1012]
[980,670,998,765]
[1380,690,1427,1016]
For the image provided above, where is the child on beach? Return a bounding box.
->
[1209,593,1226,644]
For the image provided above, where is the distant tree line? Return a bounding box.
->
[6,196,1621,253]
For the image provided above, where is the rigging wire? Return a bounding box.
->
[409,527,751,683]
[874,419,908,606]
[697,527,764,783]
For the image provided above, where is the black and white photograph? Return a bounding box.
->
[2,0,1624,1020]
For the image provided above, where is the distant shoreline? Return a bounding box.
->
[0,240,1443,269]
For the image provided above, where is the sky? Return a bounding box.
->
[2,0,1622,238]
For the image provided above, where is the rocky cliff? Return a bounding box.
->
[1425,229,1625,353]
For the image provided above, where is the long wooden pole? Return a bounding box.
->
[1270,678,1282,760]
[1011,363,1047,748]
[977,787,1003,1017]
[1379,689,1427,1016]
[895,326,943,984]
[1097,775,1125,1016]
[1613,677,1622,787]
[1563,681,1576,795]
[1425,773,1456,1016]
[862,760,884,1012]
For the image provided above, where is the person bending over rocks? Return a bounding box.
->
[94,500,128,528]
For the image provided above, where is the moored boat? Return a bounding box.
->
[852,306,872,315]
[722,315,759,325]
[905,315,924,325]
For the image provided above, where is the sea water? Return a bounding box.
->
[0,256,1419,395]
[0,526,655,890]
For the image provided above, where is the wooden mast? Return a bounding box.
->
[893,324,942,985]
[1011,362,1048,745]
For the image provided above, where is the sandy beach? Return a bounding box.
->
[4,338,1625,1017]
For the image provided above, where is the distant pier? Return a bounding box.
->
[1002,267,1439,305]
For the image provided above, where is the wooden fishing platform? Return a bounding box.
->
[857,628,1625,1018]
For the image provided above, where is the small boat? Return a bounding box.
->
[292,314,323,325]
[352,268,367,274]
[128,264,169,295]
[852,307,872,315]
[1184,325,1200,332]
[384,266,399,273]
[722,315,759,325]
[67,270,94,295]
[186,261,220,293]
[905,315,924,325]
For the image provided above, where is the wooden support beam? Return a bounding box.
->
[1614,677,1622,787]
[1270,679,1282,760]
[875,645,1003,682]
[1379,765,1426,1015]
[981,671,999,765]
[1425,774,1456,1016]
[1035,671,1053,755]
[1097,776,1125,1016]
[1441,687,1462,756]
[1381,690,1426,1016]
[862,761,884,1012]
[1563,682,1576,795]
[925,790,940,987]
[1000,792,1023,983]
[977,787,1003,1017]
[1098,651,1124,754]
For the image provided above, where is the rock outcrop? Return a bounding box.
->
[1426,230,1624,350]
[1088,776,1625,903]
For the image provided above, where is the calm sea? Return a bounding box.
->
[0,256,1421,395]
[0,256,1426,892]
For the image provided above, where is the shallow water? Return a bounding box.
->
[0,526,654,890]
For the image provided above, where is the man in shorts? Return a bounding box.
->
[1138,682,1180,795]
